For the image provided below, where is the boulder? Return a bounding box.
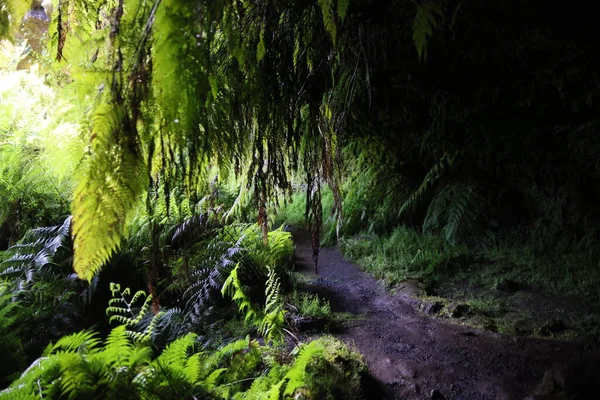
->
[443,303,470,318]
[539,318,568,336]
[421,300,444,315]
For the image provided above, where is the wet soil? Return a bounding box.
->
[292,229,600,400]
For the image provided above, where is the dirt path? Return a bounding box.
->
[292,230,600,400]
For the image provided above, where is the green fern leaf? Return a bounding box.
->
[399,151,457,217]
[337,0,350,21]
[257,27,266,63]
[318,0,337,44]
[72,103,145,281]
[412,1,443,61]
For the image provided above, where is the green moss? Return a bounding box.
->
[242,336,367,400]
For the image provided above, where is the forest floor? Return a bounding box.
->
[291,229,600,400]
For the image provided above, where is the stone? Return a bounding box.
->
[512,318,534,336]
[398,280,425,297]
[443,303,470,318]
[539,318,568,336]
[430,389,446,400]
[421,300,444,315]
[292,316,329,332]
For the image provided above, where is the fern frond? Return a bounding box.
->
[257,27,267,63]
[423,183,473,243]
[412,0,443,61]
[51,330,101,355]
[318,0,337,44]
[337,0,350,21]
[442,184,473,243]
[72,103,145,281]
[258,268,286,344]
[399,151,458,218]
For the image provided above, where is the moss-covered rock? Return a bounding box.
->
[242,336,368,400]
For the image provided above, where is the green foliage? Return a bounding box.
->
[0,218,91,359]
[337,0,350,21]
[221,262,286,344]
[222,262,258,323]
[45,0,362,278]
[317,0,337,44]
[294,292,331,319]
[0,1,30,40]
[1,327,366,399]
[1,216,72,280]
[72,103,146,281]
[0,326,151,399]
[243,336,366,400]
[106,283,162,344]
[413,1,443,61]
[339,226,465,286]
[0,291,25,383]
[258,268,286,344]
[0,63,78,245]
[423,183,474,243]
[399,151,459,219]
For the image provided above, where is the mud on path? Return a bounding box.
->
[292,230,600,400]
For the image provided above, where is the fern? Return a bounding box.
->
[220,254,286,343]
[222,262,258,324]
[399,151,459,218]
[250,336,366,400]
[413,0,444,61]
[337,0,350,21]
[1,216,72,281]
[0,0,30,40]
[442,185,472,243]
[318,0,337,44]
[423,183,473,243]
[258,268,286,344]
[106,283,169,344]
[72,103,146,281]
[2,327,366,399]
[257,27,267,63]
[0,292,25,383]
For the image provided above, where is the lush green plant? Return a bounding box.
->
[0,291,25,384]
[242,336,366,400]
[1,326,366,400]
[0,217,92,358]
[293,292,332,319]
[339,226,466,286]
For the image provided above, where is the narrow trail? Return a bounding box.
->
[292,230,600,400]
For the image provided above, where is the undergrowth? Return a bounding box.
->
[0,327,367,400]
[338,226,466,287]
[292,292,332,319]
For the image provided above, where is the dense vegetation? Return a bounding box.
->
[1,0,600,398]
